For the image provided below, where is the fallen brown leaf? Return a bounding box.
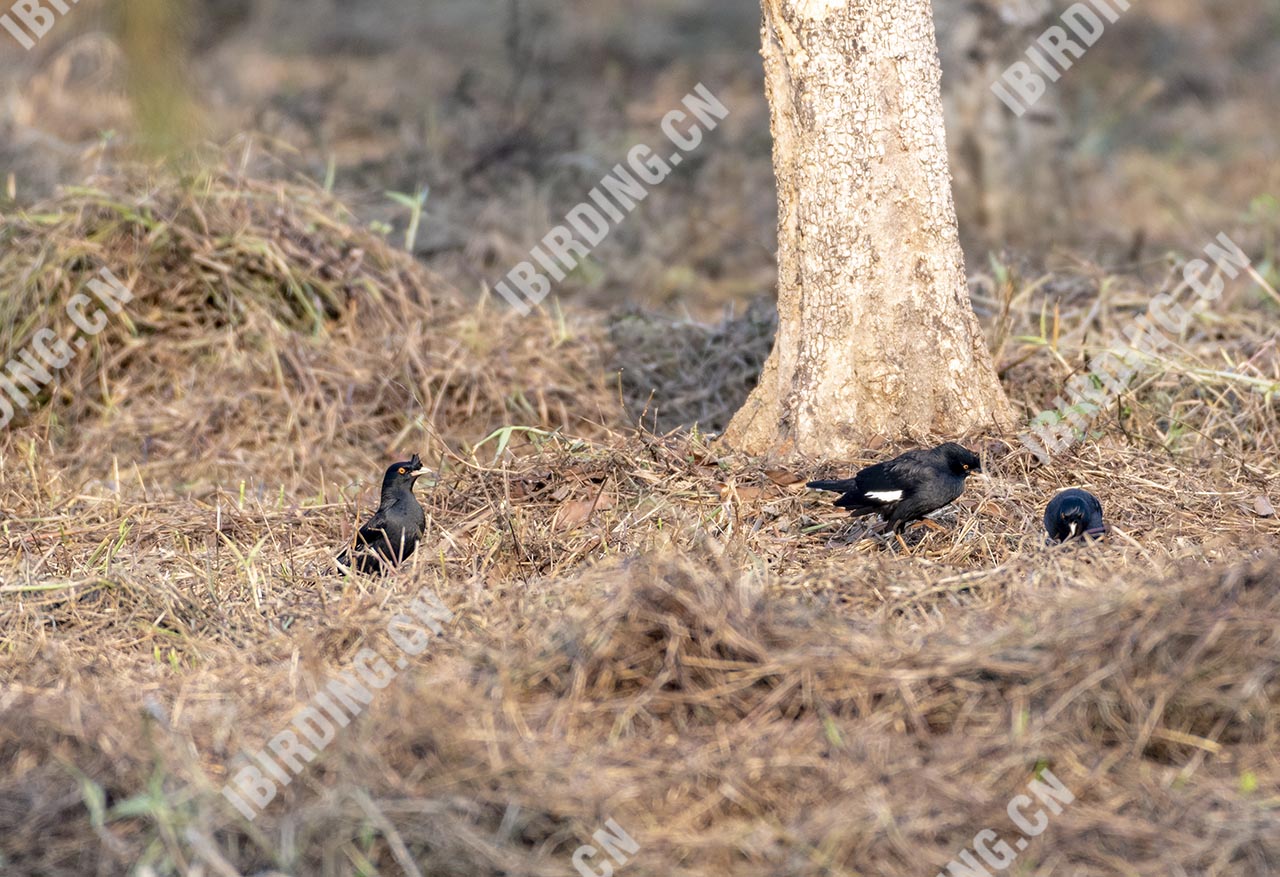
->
[764,468,803,486]
[554,493,615,530]
[720,484,765,503]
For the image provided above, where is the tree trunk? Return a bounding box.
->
[723,0,1013,458]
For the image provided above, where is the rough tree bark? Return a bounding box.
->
[722,0,1013,458]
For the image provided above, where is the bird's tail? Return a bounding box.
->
[807,479,854,492]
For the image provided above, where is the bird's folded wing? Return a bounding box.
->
[881,454,938,490]
[355,510,392,548]
[858,459,917,495]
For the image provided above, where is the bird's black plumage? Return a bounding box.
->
[807,442,982,533]
[1044,488,1105,542]
[336,454,430,575]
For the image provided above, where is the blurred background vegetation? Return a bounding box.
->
[2,0,1276,318]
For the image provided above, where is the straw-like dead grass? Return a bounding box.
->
[0,156,1278,875]
[0,151,622,487]
[4,541,1278,875]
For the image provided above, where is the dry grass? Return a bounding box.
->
[608,301,776,434]
[3,508,1278,874]
[2,2,1278,873]
[0,148,622,486]
[0,148,1278,875]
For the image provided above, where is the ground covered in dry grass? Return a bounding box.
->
[0,158,1277,876]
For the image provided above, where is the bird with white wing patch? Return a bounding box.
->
[807,442,983,539]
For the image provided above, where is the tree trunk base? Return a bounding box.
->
[720,0,1013,459]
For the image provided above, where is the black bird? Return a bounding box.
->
[807,442,983,533]
[1044,488,1106,543]
[336,454,430,575]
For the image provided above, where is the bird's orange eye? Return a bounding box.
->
[398,467,406,474]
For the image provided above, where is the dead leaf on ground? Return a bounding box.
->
[720,484,765,502]
[554,493,615,529]
[975,500,1012,520]
[765,468,803,486]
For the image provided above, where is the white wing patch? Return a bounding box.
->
[866,490,903,502]
[1068,521,1079,538]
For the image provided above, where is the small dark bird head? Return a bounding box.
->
[938,442,982,477]
[1044,488,1106,542]
[381,454,431,498]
